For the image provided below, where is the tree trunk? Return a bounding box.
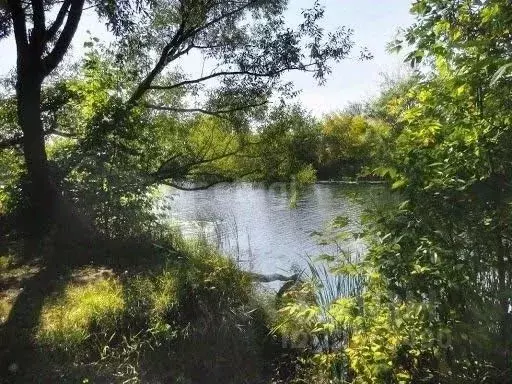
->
[16,67,56,231]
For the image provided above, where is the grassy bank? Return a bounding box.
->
[0,233,282,384]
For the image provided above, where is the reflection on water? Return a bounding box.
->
[161,183,386,275]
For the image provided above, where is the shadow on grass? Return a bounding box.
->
[0,235,83,382]
[0,229,283,383]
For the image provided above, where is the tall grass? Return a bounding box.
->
[37,277,125,353]
[271,252,366,384]
[305,257,364,313]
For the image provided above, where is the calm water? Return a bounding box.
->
[161,183,386,276]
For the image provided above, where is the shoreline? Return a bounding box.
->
[316,180,386,185]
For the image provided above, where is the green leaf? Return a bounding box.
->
[491,63,512,85]
[391,178,407,190]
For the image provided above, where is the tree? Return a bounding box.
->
[318,113,389,179]
[0,0,363,230]
[362,0,512,380]
[245,104,320,183]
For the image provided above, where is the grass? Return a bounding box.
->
[0,298,11,325]
[1,233,280,383]
[0,254,14,270]
[0,252,40,326]
[37,277,125,350]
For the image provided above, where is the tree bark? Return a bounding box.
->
[17,61,56,230]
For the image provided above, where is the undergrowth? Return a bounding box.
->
[3,235,280,384]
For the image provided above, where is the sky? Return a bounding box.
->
[0,0,415,117]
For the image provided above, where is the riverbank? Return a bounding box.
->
[316,179,385,185]
[0,232,286,383]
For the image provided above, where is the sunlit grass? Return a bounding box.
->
[0,296,12,324]
[0,234,274,382]
[0,254,14,271]
[37,278,125,349]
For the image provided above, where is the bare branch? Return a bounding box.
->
[160,180,224,191]
[149,66,313,91]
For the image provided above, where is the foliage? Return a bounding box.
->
[338,1,512,382]
[0,149,24,215]
[331,264,437,384]
[241,105,391,183]
[1,0,365,230]
[318,113,390,179]
[245,104,321,183]
[272,223,365,383]
[274,2,512,377]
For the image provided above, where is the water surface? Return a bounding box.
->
[162,183,385,276]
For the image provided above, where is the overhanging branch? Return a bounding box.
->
[144,100,268,117]
[126,0,265,109]
[148,66,313,91]
[157,169,257,191]
[160,180,225,191]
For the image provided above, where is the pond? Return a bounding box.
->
[160,182,388,277]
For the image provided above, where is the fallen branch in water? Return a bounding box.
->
[248,272,299,283]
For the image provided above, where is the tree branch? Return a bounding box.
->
[189,0,260,40]
[42,0,84,76]
[160,180,225,191]
[144,101,268,117]
[149,66,312,91]
[7,0,29,54]
[45,0,71,42]
[153,148,243,179]
[126,0,262,108]
[30,0,45,50]
[126,9,189,107]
